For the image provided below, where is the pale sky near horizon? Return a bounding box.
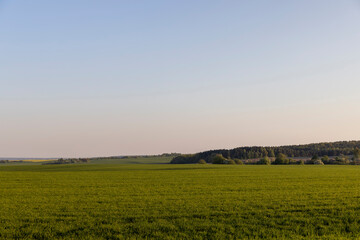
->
[1,1,360,158]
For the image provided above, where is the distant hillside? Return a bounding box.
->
[0,158,58,160]
[171,141,360,164]
[90,153,180,164]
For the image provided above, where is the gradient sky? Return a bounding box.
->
[1,1,360,158]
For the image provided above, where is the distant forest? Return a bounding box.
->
[171,141,360,164]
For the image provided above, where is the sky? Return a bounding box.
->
[1,0,360,158]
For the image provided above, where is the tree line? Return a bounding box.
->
[170,141,360,164]
[42,158,90,165]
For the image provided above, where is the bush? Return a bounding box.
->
[321,156,330,164]
[198,159,207,164]
[227,159,236,165]
[312,155,319,161]
[352,159,360,165]
[314,159,324,165]
[354,147,360,160]
[334,156,350,165]
[273,153,289,165]
[234,159,244,165]
[211,154,228,164]
[299,160,305,165]
[321,155,329,161]
[257,156,270,165]
[289,159,297,165]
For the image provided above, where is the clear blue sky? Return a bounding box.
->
[1,0,360,157]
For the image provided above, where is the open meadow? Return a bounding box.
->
[1,164,360,239]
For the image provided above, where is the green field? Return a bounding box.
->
[1,164,360,239]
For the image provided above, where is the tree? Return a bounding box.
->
[335,155,350,165]
[321,155,330,164]
[169,141,360,164]
[312,155,319,161]
[261,148,268,157]
[211,154,227,164]
[269,149,275,158]
[257,156,270,165]
[288,159,297,164]
[227,159,236,165]
[321,155,329,161]
[171,155,197,164]
[354,148,360,160]
[273,153,289,165]
[198,159,206,164]
[314,159,324,165]
[234,159,243,165]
